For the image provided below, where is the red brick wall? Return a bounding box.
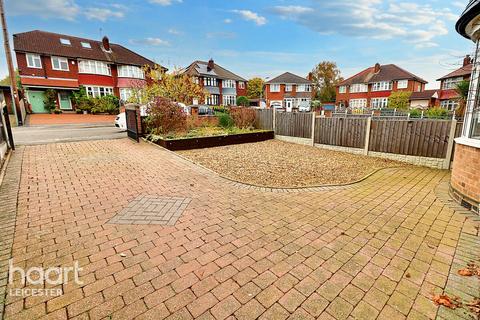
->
[16,52,78,79]
[451,143,480,203]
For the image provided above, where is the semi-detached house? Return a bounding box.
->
[436,55,473,111]
[265,72,313,110]
[13,30,165,113]
[336,63,427,109]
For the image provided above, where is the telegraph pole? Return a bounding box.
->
[0,0,22,125]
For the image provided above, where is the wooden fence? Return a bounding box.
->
[254,110,463,162]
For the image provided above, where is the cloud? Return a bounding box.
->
[84,7,125,21]
[232,10,267,26]
[149,0,182,6]
[168,28,182,35]
[270,0,455,49]
[224,18,233,24]
[206,32,236,39]
[130,37,170,46]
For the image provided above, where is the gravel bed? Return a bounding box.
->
[177,140,408,188]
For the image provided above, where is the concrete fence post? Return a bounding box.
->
[444,119,458,169]
[272,108,276,134]
[311,112,316,146]
[364,117,372,156]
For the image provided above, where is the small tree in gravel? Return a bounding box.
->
[146,97,187,135]
[230,107,256,128]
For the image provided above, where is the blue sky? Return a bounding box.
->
[2,0,474,89]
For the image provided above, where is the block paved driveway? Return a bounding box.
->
[1,139,479,320]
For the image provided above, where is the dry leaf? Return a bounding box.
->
[405,273,411,278]
[432,294,461,309]
[466,298,480,315]
[458,268,474,276]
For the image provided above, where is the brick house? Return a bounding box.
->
[335,63,427,109]
[409,90,439,109]
[13,30,165,113]
[436,55,472,111]
[264,72,313,111]
[179,59,247,106]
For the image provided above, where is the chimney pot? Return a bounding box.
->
[463,55,472,67]
[207,59,214,71]
[374,63,381,73]
[102,36,111,52]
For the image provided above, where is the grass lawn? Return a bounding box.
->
[177,140,408,188]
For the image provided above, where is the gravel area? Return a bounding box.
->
[177,140,408,188]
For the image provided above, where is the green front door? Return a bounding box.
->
[28,91,47,113]
[58,91,72,110]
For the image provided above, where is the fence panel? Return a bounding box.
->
[275,112,312,138]
[254,109,273,130]
[369,119,452,158]
[314,117,367,148]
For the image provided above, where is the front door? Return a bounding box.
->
[28,91,47,113]
[285,99,293,112]
[58,91,72,110]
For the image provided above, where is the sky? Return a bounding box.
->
[1,0,475,89]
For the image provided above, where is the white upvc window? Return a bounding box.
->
[60,38,71,45]
[118,65,145,79]
[119,88,133,102]
[204,77,218,87]
[238,81,245,89]
[297,84,312,92]
[372,81,393,91]
[78,60,111,76]
[222,79,236,88]
[205,94,219,105]
[223,95,236,106]
[270,84,280,92]
[440,100,459,111]
[51,56,69,71]
[349,98,367,109]
[85,86,114,98]
[371,97,389,109]
[442,77,463,90]
[397,79,408,89]
[81,42,91,49]
[338,86,347,94]
[285,84,293,92]
[349,83,368,93]
[26,54,42,68]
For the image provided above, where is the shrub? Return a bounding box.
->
[44,89,58,113]
[388,91,412,110]
[90,95,120,114]
[230,107,256,129]
[76,109,83,114]
[146,97,187,135]
[218,113,234,128]
[53,109,62,114]
[236,96,249,107]
[426,107,449,119]
[409,108,422,118]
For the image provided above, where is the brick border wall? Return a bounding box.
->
[0,147,23,319]
[450,143,480,213]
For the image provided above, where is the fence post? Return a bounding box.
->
[272,108,276,134]
[364,117,372,155]
[311,112,316,146]
[444,119,458,170]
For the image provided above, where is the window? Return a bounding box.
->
[119,88,133,102]
[270,84,280,92]
[349,83,368,93]
[85,86,113,98]
[26,54,42,68]
[60,38,71,45]
[78,60,111,76]
[442,77,463,90]
[204,77,218,87]
[51,56,69,71]
[223,95,236,106]
[440,100,459,111]
[205,94,219,105]
[285,84,293,92]
[397,80,408,89]
[238,82,245,89]
[338,86,347,94]
[118,65,144,79]
[372,81,393,91]
[349,99,367,109]
[371,97,389,109]
[81,42,91,48]
[222,80,236,88]
[297,84,312,92]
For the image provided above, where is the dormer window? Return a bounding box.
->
[60,38,71,45]
[81,42,91,49]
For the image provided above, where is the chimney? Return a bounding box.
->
[102,36,111,52]
[207,59,214,72]
[463,55,472,67]
[307,72,313,81]
[374,63,381,73]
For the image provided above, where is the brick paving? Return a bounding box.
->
[0,139,479,320]
[27,114,116,126]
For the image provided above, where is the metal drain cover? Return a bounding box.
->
[109,195,191,225]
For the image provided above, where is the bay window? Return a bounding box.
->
[371,97,388,109]
[350,83,368,93]
[442,77,463,90]
[349,99,367,109]
[372,81,393,91]
[118,65,145,79]
[222,80,236,88]
[119,88,133,102]
[78,60,111,76]
[205,94,219,105]
[51,56,69,71]
[223,95,236,106]
[85,86,113,98]
[26,54,42,68]
[204,77,218,87]
[440,100,459,111]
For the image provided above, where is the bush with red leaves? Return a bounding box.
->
[230,107,256,129]
[146,97,187,135]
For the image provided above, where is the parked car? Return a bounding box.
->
[188,104,214,115]
[298,104,311,112]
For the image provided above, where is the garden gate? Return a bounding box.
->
[125,104,140,142]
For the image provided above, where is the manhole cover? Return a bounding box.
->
[109,195,191,225]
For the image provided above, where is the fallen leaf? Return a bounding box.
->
[466,298,480,315]
[405,273,411,278]
[458,268,474,276]
[432,294,461,309]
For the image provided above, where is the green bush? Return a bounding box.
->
[409,109,422,118]
[236,96,249,107]
[91,95,120,114]
[44,89,58,113]
[426,107,449,119]
[53,109,62,114]
[218,113,234,128]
